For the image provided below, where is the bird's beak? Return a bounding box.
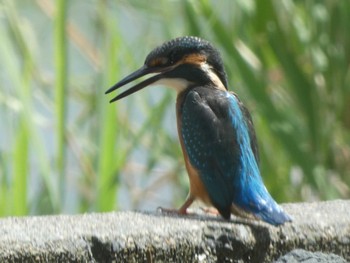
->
[105,65,166,103]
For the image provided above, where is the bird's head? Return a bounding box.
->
[106,36,228,102]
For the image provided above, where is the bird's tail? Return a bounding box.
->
[235,179,292,226]
[254,200,292,226]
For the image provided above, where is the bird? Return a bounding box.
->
[105,36,292,225]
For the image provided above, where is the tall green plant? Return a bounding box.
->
[54,0,68,208]
[96,2,120,212]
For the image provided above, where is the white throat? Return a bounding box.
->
[153,78,193,93]
[151,62,226,93]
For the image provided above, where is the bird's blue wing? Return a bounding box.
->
[181,87,291,224]
[181,88,242,218]
[233,91,260,165]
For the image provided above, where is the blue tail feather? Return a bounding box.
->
[234,174,292,225]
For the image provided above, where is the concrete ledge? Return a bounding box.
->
[0,200,349,262]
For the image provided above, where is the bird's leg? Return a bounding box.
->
[178,194,195,214]
[158,194,194,215]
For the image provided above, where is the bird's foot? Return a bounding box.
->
[201,207,220,216]
[157,207,188,215]
[157,195,194,216]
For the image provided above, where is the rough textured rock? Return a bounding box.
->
[274,249,347,263]
[0,200,349,262]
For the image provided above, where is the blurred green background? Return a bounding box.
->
[0,0,349,216]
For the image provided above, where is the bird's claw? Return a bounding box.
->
[157,206,187,215]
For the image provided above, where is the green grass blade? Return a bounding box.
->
[54,0,68,208]
[12,119,29,215]
[96,3,120,212]
[2,0,34,215]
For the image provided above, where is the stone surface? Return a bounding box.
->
[274,249,347,263]
[0,200,349,262]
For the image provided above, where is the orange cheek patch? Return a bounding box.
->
[181,54,207,65]
[149,57,168,67]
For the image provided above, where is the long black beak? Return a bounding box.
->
[105,65,165,103]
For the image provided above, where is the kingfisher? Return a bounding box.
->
[106,36,291,225]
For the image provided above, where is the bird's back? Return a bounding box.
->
[178,86,291,225]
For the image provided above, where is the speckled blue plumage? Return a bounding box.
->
[181,86,291,225]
